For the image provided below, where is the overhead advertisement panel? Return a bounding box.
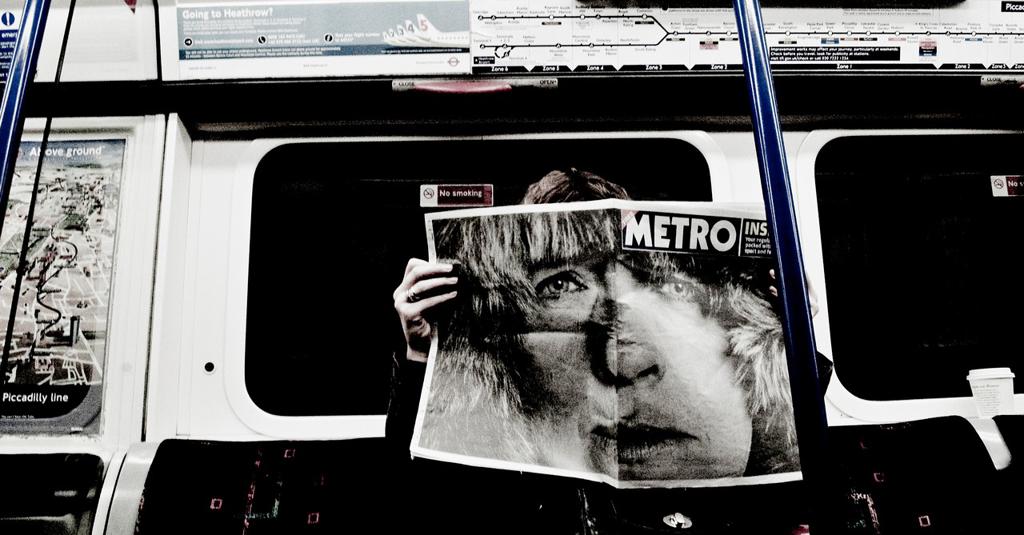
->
[470,0,1024,74]
[172,1,471,79]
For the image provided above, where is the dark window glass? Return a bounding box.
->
[816,134,1023,401]
[247,137,712,416]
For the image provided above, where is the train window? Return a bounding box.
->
[815,134,1022,402]
[246,137,712,416]
[0,139,126,429]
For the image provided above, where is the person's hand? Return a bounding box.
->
[393,259,459,362]
[768,269,819,318]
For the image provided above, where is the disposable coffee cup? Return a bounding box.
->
[966,368,1016,418]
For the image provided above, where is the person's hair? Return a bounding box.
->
[421,208,798,476]
[521,168,630,204]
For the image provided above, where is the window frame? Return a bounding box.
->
[793,129,1024,423]
[221,131,729,438]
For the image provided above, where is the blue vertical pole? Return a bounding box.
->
[731,0,830,527]
[0,0,52,236]
[0,0,52,397]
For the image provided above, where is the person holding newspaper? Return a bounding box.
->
[394,168,631,364]
[391,170,798,479]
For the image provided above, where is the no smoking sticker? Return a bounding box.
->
[420,184,494,207]
[991,175,1024,197]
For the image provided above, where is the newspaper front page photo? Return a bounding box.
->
[411,200,801,488]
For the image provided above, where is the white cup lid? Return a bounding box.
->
[967,367,1015,380]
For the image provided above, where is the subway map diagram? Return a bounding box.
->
[0,140,125,391]
[471,1,1024,73]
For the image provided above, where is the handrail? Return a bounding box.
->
[732,0,830,529]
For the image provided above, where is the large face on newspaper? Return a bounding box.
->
[412,200,800,488]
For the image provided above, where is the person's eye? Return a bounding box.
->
[662,277,703,302]
[535,272,586,298]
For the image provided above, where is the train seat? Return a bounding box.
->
[826,416,1009,534]
[0,454,103,535]
[132,438,586,535]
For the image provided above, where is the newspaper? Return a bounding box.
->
[411,200,801,488]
